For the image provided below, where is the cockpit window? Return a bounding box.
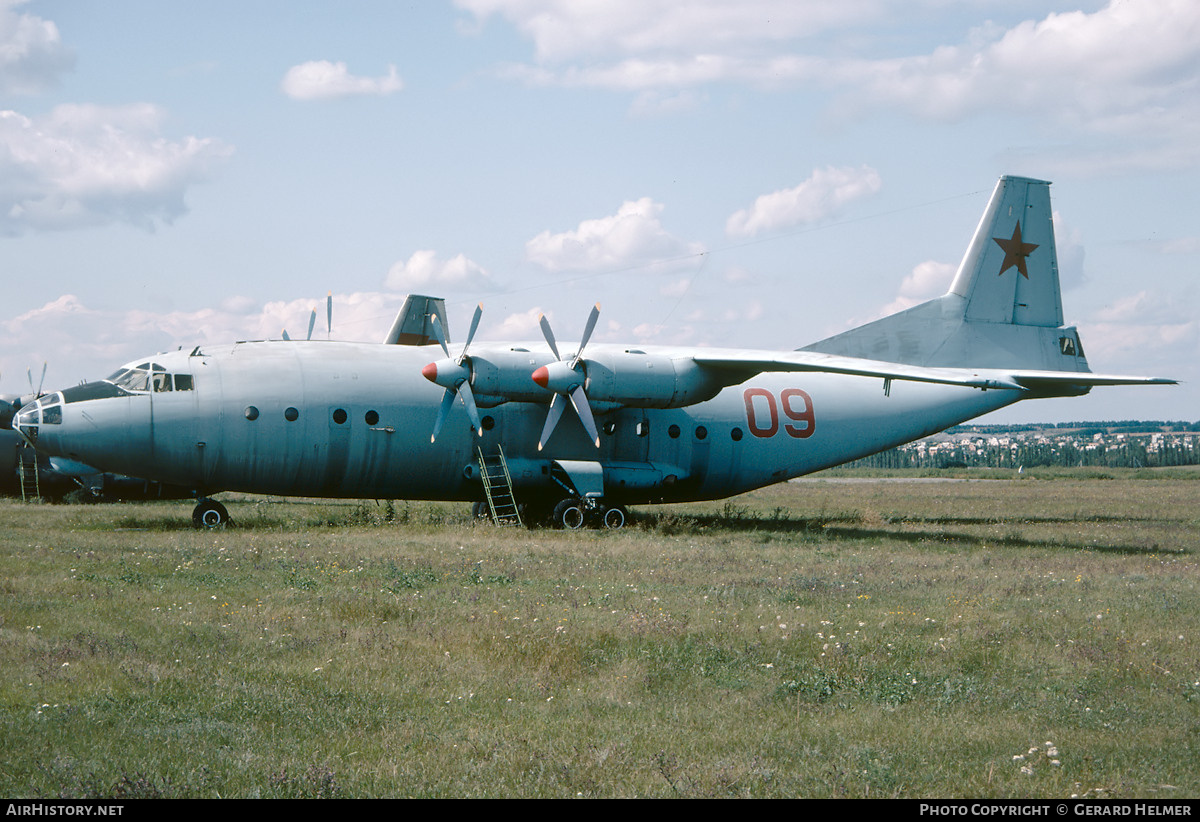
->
[105,363,194,393]
[113,368,151,392]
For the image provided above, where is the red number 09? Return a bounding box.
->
[743,388,816,439]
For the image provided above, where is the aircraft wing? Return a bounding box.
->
[690,351,1176,392]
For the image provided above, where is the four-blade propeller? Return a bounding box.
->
[283,292,333,341]
[418,301,605,449]
[532,303,601,450]
[28,363,47,398]
[421,304,484,442]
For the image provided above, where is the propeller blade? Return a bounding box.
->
[535,305,603,447]
[429,315,451,357]
[537,394,566,451]
[28,364,46,396]
[326,291,333,338]
[538,314,561,360]
[306,308,317,341]
[424,306,487,440]
[458,303,482,363]
[282,329,291,341]
[431,388,456,443]
[572,303,601,366]
[569,385,601,447]
[457,380,483,436]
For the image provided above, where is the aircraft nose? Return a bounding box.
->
[13,399,40,444]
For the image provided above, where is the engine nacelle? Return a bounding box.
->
[462,347,725,411]
[581,350,724,409]
[468,349,558,406]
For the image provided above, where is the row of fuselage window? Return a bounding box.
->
[241,404,745,442]
[243,406,380,426]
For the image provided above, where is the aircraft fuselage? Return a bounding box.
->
[16,339,1019,506]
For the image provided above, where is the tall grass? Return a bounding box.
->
[1,473,1196,797]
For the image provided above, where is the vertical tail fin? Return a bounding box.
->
[804,175,1090,374]
[950,175,1063,327]
[385,294,449,346]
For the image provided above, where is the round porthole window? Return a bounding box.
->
[365,410,379,425]
[695,426,708,440]
[284,407,299,422]
[731,427,743,441]
[244,406,259,421]
[332,408,348,424]
[668,424,681,439]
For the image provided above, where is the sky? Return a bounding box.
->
[1,0,1196,424]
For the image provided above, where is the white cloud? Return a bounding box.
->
[1158,236,1200,255]
[385,250,491,292]
[0,292,409,390]
[525,197,704,273]
[0,0,74,94]
[456,0,877,63]
[878,260,955,316]
[1052,211,1087,292]
[0,104,232,234]
[840,0,1200,133]
[658,278,691,298]
[491,306,545,340]
[726,165,882,238]
[462,0,1200,168]
[1048,288,1196,379]
[281,60,403,101]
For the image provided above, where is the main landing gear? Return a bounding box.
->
[192,498,230,529]
[472,497,626,529]
[550,497,628,530]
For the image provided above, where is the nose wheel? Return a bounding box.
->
[192,498,230,528]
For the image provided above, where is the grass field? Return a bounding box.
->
[1,469,1197,798]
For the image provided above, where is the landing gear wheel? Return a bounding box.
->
[192,499,230,529]
[601,505,628,530]
[471,501,492,523]
[552,498,586,530]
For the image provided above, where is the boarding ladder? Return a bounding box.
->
[18,447,39,502]
[477,445,522,527]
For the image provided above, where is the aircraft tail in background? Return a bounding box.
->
[804,176,1089,376]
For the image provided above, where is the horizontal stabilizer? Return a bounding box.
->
[692,350,1177,396]
[1008,371,1177,389]
[692,350,1026,391]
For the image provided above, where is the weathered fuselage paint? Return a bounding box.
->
[24,339,1019,505]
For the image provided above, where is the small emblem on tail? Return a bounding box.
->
[993,221,1039,279]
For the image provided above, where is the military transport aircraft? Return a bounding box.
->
[11,176,1175,528]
